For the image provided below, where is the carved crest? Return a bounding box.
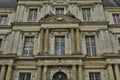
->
[39,14,81,23]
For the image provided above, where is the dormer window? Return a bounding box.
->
[55,8,64,14]
[82,8,91,21]
[0,15,7,25]
[28,8,38,22]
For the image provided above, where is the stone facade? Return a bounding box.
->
[0,0,120,80]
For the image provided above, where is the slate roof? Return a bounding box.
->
[0,0,17,8]
[0,0,120,8]
[103,0,120,7]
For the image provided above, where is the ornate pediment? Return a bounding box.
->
[39,13,81,24]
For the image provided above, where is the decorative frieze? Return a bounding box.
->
[38,59,82,65]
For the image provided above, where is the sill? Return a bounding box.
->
[18,56,34,59]
[0,25,11,29]
[109,24,120,27]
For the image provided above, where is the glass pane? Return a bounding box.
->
[19,73,31,80]
[0,15,7,25]
[28,9,37,21]
[82,8,90,21]
[113,14,120,24]
[23,36,34,56]
[55,36,65,55]
[89,72,101,80]
[85,36,96,56]
[56,8,64,14]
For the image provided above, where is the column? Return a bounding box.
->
[114,64,120,80]
[107,64,115,80]
[71,28,75,54]
[5,65,13,80]
[36,66,42,80]
[40,28,44,54]
[78,65,83,80]
[42,66,47,80]
[0,65,6,80]
[72,65,77,80]
[76,28,81,54]
[44,29,49,54]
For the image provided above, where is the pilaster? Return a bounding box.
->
[71,28,75,54]
[42,66,47,80]
[76,28,81,54]
[40,28,44,54]
[44,29,49,54]
[72,65,77,80]
[107,64,115,80]
[0,65,6,80]
[5,65,13,80]
[36,66,42,80]
[115,64,120,80]
[78,65,83,80]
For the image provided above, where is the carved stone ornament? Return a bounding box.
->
[54,0,64,3]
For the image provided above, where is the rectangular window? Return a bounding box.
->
[0,39,2,48]
[19,72,31,80]
[55,36,65,55]
[82,8,91,21]
[55,8,64,14]
[85,36,96,56]
[28,9,38,21]
[89,72,101,80]
[113,14,120,24]
[0,15,7,25]
[118,38,120,46]
[23,36,34,56]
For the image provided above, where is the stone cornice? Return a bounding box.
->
[80,21,109,25]
[104,7,120,12]
[108,24,120,28]
[102,53,120,58]
[0,54,17,59]
[34,55,85,59]
[11,22,40,26]
[17,56,35,60]
[0,25,12,29]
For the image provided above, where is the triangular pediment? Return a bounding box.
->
[39,14,81,24]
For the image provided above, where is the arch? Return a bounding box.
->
[53,72,67,80]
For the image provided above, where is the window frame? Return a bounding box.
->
[23,36,35,57]
[55,8,64,14]
[113,13,120,24]
[54,35,65,55]
[85,35,96,56]
[89,72,101,80]
[18,72,31,80]
[82,8,91,21]
[27,8,38,22]
[0,15,7,25]
[118,37,120,46]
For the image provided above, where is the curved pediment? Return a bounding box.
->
[39,14,81,24]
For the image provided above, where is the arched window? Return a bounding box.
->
[53,72,67,80]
